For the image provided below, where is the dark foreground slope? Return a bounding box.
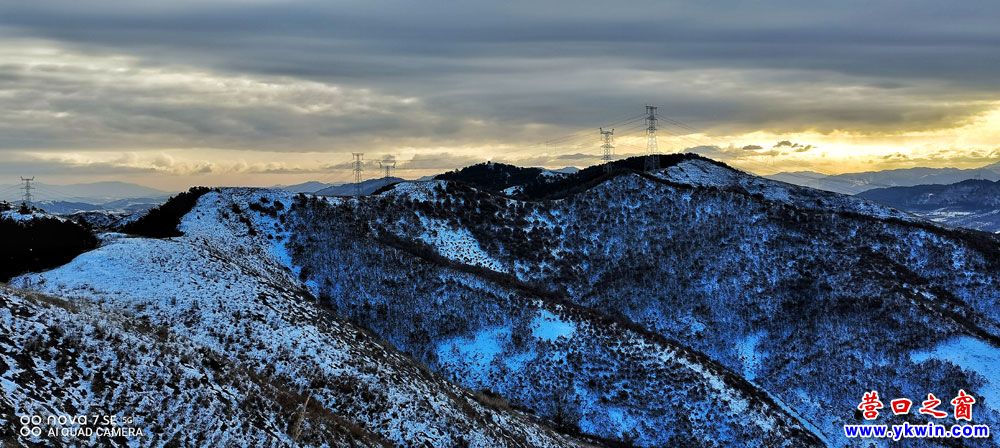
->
[0,208,98,282]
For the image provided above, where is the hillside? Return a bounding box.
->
[1,208,98,281]
[284,156,1000,446]
[858,179,1000,233]
[7,190,594,448]
[286,192,822,446]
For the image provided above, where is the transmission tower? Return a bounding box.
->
[600,128,615,174]
[645,105,659,171]
[351,153,364,196]
[20,177,34,207]
[378,155,396,179]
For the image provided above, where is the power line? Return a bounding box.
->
[544,114,645,141]
[314,105,906,196]
[538,113,648,147]
[0,184,23,199]
[18,184,108,204]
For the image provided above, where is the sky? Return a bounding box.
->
[2,0,1000,191]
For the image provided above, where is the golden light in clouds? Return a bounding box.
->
[1,39,998,190]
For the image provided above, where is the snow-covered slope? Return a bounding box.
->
[286,189,824,446]
[1,209,66,223]
[0,286,387,447]
[293,160,1000,447]
[658,158,912,219]
[858,179,1000,233]
[9,189,592,448]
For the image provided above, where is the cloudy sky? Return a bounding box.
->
[2,0,1000,191]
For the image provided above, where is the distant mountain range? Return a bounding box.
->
[0,181,171,217]
[858,179,1000,233]
[32,197,166,215]
[277,166,581,196]
[315,177,404,196]
[767,161,1000,194]
[0,180,171,204]
[276,181,335,193]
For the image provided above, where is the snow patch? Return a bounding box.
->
[911,336,1000,412]
[1,209,65,223]
[737,331,764,381]
[417,215,505,272]
[531,310,575,341]
[436,327,511,384]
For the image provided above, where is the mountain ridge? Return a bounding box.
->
[0,181,171,204]
[767,163,1000,194]
[6,189,599,447]
[858,179,1000,233]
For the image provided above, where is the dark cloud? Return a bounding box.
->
[6,1,1000,88]
[774,141,815,152]
[0,155,159,177]
[398,152,483,171]
[2,0,1000,188]
[2,0,999,143]
[685,145,731,160]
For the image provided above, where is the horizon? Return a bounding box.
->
[3,152,1000,196]
[2,1,1000,190]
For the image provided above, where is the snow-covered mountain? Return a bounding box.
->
[435,162,575,196]
[4,153,999,447]
[276,181,334,194]
[768,164,1000,194]
[4,190,595,448]
[0,181,171,204]
[858,179,1000,233]
[315,177,403,196]
[286,154,1000,446]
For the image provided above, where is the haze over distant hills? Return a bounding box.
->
[859,179,1000,233]
[0,180,171,204]
[767,161,1000,194]
[315,177,404,196]
[278,166,581,197]
[275,181,335,194]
